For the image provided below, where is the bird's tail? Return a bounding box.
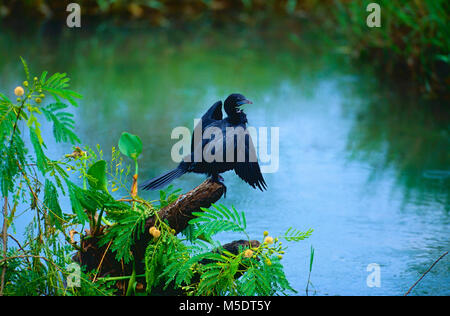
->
[140,167,186,191]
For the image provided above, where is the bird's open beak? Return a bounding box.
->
[237,99,253,106]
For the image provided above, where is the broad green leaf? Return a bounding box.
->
[87,160,108,192]
[65,179,88,225]
[118,132,142,160]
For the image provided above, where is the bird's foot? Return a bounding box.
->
[210,175,227,198]
[222,184,227,198]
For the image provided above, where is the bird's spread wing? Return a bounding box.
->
[233,132,267,191]
[234,161,267,191]
[191,101,223,153]
[202,101,223,121]
[202,126,267,191]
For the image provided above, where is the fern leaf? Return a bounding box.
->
[43,179,63,230]
[29,127,48,174]
[20,56,30,80]
[281,227,314,242]
[189,204,246,239]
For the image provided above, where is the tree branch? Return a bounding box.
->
[145,178,225,233]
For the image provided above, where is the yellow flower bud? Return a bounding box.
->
[243,249,253,258]
[14,86,24,96]
[264,236,274,245]
[149,226,157,235]
[263,231,269,237]
[265,258,272,266]
[152,229,161,239]
[278,255,283,260]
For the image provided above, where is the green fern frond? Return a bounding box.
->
[29,126,48,174]
[189,204,247,239]
[145,232,184,293]
[41,103,80,144]
[101,204,150,264]
[160,251,193,288]
[43,179,63,230]
[158,184,182,208]
[20,56,30,80]
[281,227,314,242]
[42,72,82,107]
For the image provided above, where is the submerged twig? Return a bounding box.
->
[404,251,448,296]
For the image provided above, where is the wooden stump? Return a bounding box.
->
[145,178,225,233]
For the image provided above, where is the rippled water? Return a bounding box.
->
[1,24,448,295]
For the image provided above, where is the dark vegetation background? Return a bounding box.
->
[1,0,448,99]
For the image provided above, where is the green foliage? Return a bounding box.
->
[149,204,312,296]
[118,132,142,161]
[43,179,63,230]
[87,160,108,192]
[190,204,248,240]
[101,202,151,264]
[332,0,449,95]
[0,59,96,295]
[0,58,81,197]
[281,227,314,242]
[144,230,185,293]
[158,184,182,209]
[65,179,89,224]
[237,256,294,295]
[306,245,315,295]
[29,127,48,173]
[41,102,80,144]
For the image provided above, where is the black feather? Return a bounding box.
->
[140,93,267,192]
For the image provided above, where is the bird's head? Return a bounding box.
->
[224,93,252,117]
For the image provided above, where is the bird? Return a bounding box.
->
[140,93,267,193]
